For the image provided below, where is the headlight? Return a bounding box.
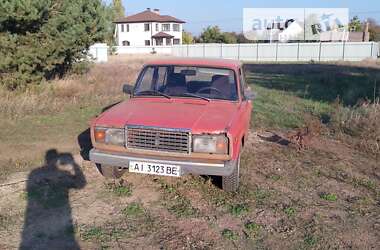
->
[94,127,125,146]
[192,134,229,154]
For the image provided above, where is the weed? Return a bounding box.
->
[229,203,249,217]
[122,203,144,217]
[106,182,132,197]
[159,181,199,218]
[319,192,337,202]
[352,177,377,192]
[270,175,281,181]
[244,221,261,238]
[81,226,107,241]
[283,207,296,217]
[221,229,238,241]
[252,188,271,206]
[304,234,318,247]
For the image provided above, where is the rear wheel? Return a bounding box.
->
[97,164,126,179]
[222,154,240,192]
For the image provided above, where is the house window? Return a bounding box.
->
[173,39,180,45]
[145,40,151,46]
[144,23,150,32]
[173,24,180,32]
[126,24,129,32]
[156,23,159,31]
[166,38,172,46]
[121,24,124,32]
[162,24,170,32]
[122,41,130,46]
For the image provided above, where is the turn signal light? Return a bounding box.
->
[94,129,106,142]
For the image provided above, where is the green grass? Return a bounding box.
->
[319,193,338,202]
[229,203,249,217]
[252,188,272,206]
[159,181,199,218]
[122,203,144,217]
[283,207,296,217]
[244,221,261,238]
[221,228,239,241]
[304,234,318,248]
[81,226,107,241]
[106,182,133,197]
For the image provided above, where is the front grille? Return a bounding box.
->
[126,126,190,154]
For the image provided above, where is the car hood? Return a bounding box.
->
[95,97,240,134]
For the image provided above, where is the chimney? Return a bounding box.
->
[153,9,160,15]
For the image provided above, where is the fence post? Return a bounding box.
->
[318,42,322,61]
[256,43,259,61]
[370,42,374,58]
[187,44,189,57]
[220,43,223,58]
[203,44,206,58]
[238,44,240,60]
[275,42,279,62]
[342,41,346,60]
[297,42,300,61]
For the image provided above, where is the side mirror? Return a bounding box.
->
[123,84,133,95]
[244,88,256,100]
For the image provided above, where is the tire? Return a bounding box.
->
[222,154,240,192]
[97,164,126,179]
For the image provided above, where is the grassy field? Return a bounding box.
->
[0,56,379,249]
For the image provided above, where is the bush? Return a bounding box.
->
[0,0,109,89]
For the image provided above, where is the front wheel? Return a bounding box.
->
[97,164,126,179]
[222,154,240,192]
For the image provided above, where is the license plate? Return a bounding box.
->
[129,161,181,177]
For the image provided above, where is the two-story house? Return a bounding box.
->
[114,8,185,47]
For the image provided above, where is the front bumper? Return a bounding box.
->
[89,149,236,176]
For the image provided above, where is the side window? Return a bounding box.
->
[137,67,154,92]
[239,68,247,100]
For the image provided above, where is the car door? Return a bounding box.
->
[238,67,252,143]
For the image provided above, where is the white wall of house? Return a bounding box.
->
[116,23,182,47]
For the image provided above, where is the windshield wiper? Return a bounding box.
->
[181,93,211,102]
[135,90,171,99]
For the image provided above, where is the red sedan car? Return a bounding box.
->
[89,58,253,191]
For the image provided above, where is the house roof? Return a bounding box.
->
[152,32,174,38]
[114,10,185,24]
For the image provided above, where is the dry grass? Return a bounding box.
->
[0,54,160,119]
[332,100,380,156]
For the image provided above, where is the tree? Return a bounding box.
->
[0,0,109,89]
[367,18,380,41]
[222,32,238,44]
[349,16,362,32]
[182,31,194,44]
[112,0,125,19]
[199,26,225,43]
[199,26,239,44]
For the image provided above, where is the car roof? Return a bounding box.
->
[145,57,242,70]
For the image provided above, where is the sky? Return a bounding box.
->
[110,0,380,35]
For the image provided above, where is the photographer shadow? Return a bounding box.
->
[20,149,86,250]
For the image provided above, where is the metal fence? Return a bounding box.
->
[172,42,379,61]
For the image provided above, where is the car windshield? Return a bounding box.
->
[134,65,238,101]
